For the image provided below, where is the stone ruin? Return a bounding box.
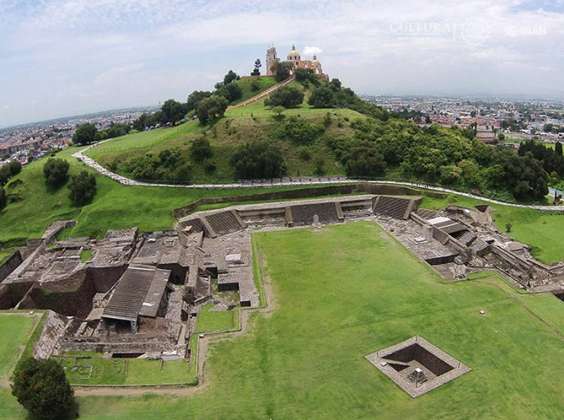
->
[3,192,562,366]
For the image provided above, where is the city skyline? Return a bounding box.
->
[1,0,564,127]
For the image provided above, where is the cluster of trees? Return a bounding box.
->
[0,160,22,210]
[42,157,96,206]
[518,140,564,178]
[325,118,549,201]
[0,160,22,185]
[543,123,564,134]
[72,122,131,145]
[12,357,77,420]
[230,142,287,179]
[125,149,192,183]
[265,86,304,108]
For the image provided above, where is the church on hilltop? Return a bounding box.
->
[266,45,327,79]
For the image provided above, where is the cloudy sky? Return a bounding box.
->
[1,0,563,127]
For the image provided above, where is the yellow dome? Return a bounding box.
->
[287,45,300,59]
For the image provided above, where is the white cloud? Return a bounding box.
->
[1,0,564,126]
[303,46,323,56]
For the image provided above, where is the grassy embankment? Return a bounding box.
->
[0,146,310,246]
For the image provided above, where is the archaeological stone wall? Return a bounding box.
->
[0,250,23,283]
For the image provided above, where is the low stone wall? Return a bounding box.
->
[173,183,433,220]
[0,250,23,283]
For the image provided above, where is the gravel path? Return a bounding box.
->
[72,146,564,212]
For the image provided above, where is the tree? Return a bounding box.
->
[217,82,242,103]
[345,143,386,178]
[187,91,212,113]
[161,99,186,125]
[556,141,563,156]
[190,137,213,162]
[294,68,318,85]
[273,61,293,82]
[329,78,342,90]
[68,171,97,206]
[0,160,22,185]
[251,59,261,76]
[11,357,76,420]
[196,96,229,125]
[230,142,287,179]
[265,86,304,108]
[223,70,240,85]
[43,158,70,187]
[72,123,98,145]
[133,113,150,131]
[0,186,6,211]
[308,86,337,108]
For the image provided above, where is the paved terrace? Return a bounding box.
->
[73,146,564,213]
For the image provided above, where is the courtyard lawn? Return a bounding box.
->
[66,222,564,419]
[0,313,38,379]
[57,353,197,386]
[195,304,239,334]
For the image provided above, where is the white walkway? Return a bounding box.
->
[72,146,564,212]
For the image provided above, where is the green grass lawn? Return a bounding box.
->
[195,304,239,334]
[0,313,38,379]
[56,352,196,386]
[0,147,309,244]
[57,222,564,419]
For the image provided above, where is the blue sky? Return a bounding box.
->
[0,0,563,127]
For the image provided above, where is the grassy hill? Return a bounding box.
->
[231,75,278,105]
[87,81,365,183]
[0,146,309,246]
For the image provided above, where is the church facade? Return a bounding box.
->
[266,45,327,79]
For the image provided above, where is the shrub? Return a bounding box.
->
[217,82,243,103]
[11,357,77,420]
[308,86,337,108]
[274,116,323,145]
[265,86,304,108]
[43,158,70,187]
[345,143,386,178]
[230,142,287,179]
[68,171,97,206]
[197,95,229,125]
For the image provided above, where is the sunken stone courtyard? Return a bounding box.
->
[366,336,471,398]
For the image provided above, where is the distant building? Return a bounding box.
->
[476,126,497,144]
[266,45,327,79]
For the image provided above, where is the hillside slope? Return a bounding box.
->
[87,81,366,183]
